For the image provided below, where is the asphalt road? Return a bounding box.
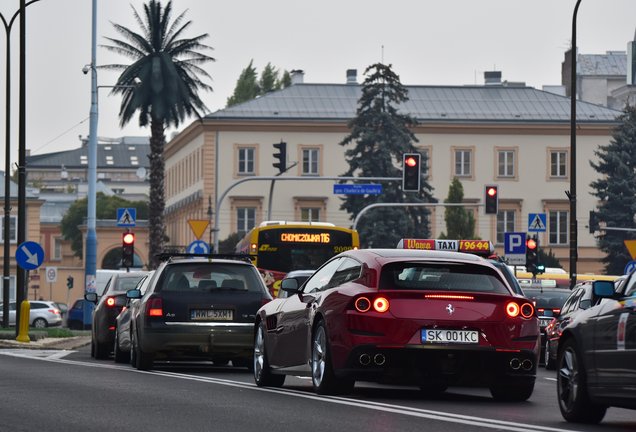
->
[0,345,633,432]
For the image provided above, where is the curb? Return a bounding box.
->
[0,336,91,350]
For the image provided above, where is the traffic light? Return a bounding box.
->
[402,153,421,192]
[484,185,499,215]
[273,141,287,173]
[66,275,74,289]
[526,235,539,276]
[122,231,135,268]
[589,210,599,234]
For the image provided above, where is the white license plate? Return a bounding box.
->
[421,329,479,344]
[539,318,552,328]
[190,309,233,321]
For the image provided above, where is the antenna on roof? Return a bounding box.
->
[381,45,385,63]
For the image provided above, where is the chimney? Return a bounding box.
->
[290,69,304,85]
[346,69,357,84]
[484,71,502,85]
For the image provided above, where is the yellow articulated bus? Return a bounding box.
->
[513,271,620,289]
[235,221,359,295]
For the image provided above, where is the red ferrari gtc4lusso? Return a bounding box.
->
[253,248,540,399]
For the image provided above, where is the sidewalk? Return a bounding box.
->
[0,336,91,350]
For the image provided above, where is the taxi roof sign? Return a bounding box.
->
[397,238,494,256]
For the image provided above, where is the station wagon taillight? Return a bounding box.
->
[106,297,116,307]
[145,296,163,317]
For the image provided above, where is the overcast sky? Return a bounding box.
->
[0,0,635,169]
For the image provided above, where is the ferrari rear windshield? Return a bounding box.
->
[379,262,510,294]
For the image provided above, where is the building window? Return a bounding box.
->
[237,207,256,237]
[549,210,568,245]
[496,210,516,244]
[301,207,321,222]
[497,150,515,177]
[302,148,319,175]
[454,149,472,177]
[550,151,567,178]
[53,237,62,260]
[238,147,255,175]
[1,215,17,243]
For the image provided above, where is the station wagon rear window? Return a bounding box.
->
[379,262,509,294]
[157,263,264,293]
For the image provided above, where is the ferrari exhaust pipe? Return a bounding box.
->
[359,353,371,366]
[373,353,386,366]
[522,359,533,371]
[509,358,521,370]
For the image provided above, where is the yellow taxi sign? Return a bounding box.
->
[396,239,494,256]
[188,219,209,240]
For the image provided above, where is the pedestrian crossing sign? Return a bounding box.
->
[528,213,546,232]
[117,208,137,227]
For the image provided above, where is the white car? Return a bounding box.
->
[0,301,63,328]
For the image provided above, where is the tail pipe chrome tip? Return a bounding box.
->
[509,358,521,370]
[359,353,371,366]
[373,353,386,366]
[521,359,533,371]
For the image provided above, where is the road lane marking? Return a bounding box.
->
[0,352,583,432]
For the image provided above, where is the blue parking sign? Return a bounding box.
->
[504,232,526,255]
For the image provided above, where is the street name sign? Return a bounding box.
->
[333,184,382,195]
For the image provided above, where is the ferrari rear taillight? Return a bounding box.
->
[145,296,163,317]
[353,295,389,313]
[506,301,534,319]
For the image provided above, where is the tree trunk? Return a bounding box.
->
[148,118,166,269]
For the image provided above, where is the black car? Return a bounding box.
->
[520,283,571,364]
[128,253,272,371]
[557,278,636,423]
[544,281,602,369]
[114,271,155,363]
[85,271,148,359]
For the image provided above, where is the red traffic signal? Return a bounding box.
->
[405,156,418,167]
[484,185,499,214]
[123,232,135,245]
[526,237,537,250]
[402,153,421,192]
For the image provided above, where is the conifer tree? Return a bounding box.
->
[590,104,636,275]
[340,63,435,247]
[227,60,260,107]
[438,177,477,239]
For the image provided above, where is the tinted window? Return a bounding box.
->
[158,263,265,293]
[303,258,343,293]
[329,258,362,288]
[30,302,47,309]
[379,262,510,294]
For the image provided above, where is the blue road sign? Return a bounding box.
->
[187,240,210,254]
[333,184,382,195]
[528,213,547,232]
[624,260,636,275]
[117,207,137,227]
[504,232,527,255]
[16,241,45,270]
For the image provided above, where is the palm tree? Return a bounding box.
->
[101,0,214,268]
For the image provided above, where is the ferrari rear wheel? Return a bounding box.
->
[557,339,606,423]
[253,322,285,388]
[311,321,354,395]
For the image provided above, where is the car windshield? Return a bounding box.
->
[379,262,510,294]
[110,275,146,293]
[157,262,264,293]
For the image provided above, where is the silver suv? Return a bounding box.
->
[0,301,63,328]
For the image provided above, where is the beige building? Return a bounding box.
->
[164,70,621,275]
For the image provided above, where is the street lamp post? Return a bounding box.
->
[569,0,582,289]
[0,0,42,329]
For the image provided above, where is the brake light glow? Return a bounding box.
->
[373,297,390,313]
[106,297,115,307]
[425,294,474,300]
[354,297,371,312]
[552,308,561,314]
[146,297,163,317]
[48,309,60,315]
[506,302,520,317]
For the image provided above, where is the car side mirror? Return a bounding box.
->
[592,280,615,298]
[84,292,98,303]
[281,278,299,293]
[126,289,142,299]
